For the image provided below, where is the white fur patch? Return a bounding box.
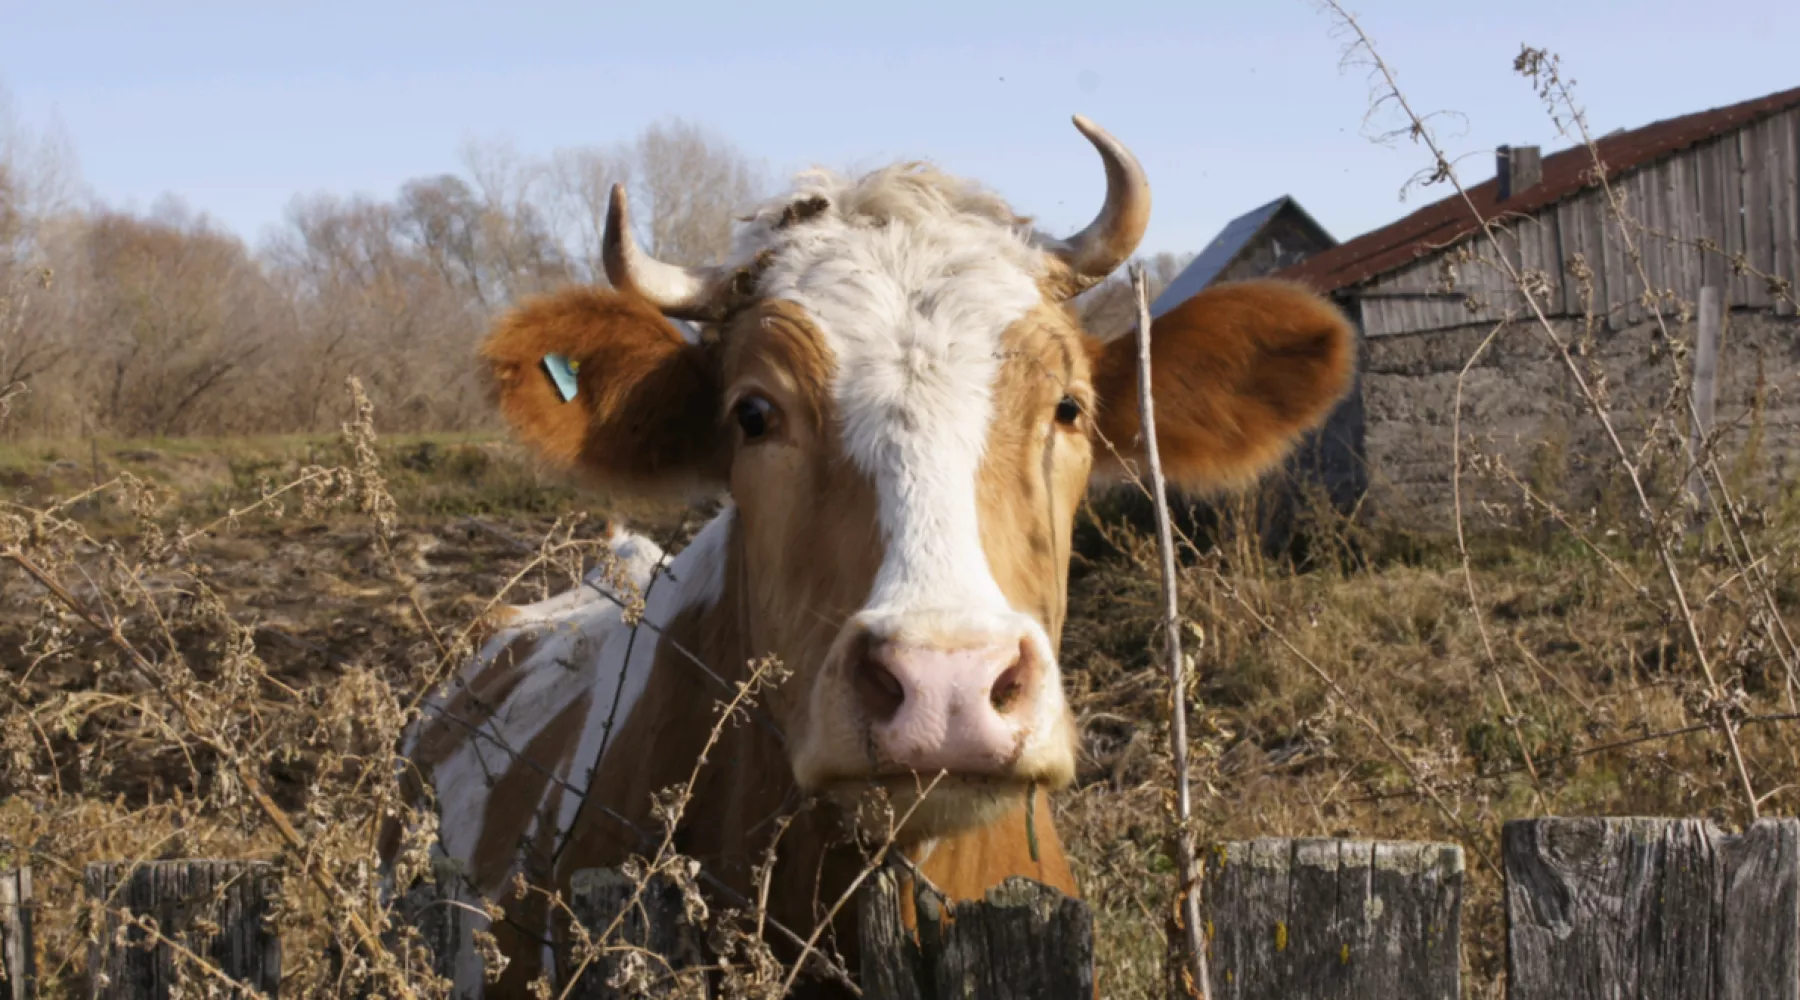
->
[738,169,1046,621]
[412,506,735,907]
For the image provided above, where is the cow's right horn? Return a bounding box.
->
[1048,115,1152,299]
[602,184,737,321]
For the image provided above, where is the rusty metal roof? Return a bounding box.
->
[1277,83,1800,295]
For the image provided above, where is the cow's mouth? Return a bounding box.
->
[820,771,1035,844]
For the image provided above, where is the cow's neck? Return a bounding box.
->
[552,503,1078,975]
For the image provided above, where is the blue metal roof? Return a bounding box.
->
[1149,196,1294,319]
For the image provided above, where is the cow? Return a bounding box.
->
[386,116,1355,996]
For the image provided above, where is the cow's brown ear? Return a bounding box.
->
[480,287,727,495]
[1087,279,1354,490]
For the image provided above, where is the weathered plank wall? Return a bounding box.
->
[1356,106,1800,338]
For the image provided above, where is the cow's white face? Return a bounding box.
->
[480,119,1355,840]
[711,172,1098,834]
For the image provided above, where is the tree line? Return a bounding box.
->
[0,97,1188,440]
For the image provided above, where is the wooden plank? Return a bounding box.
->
[1721,128,1752,306]
[372,854,484,998]
[1649,161,1675,318]
[564,868,708,1000]
[1696,137,1731,292]
[1774,108,1798,316]
[1642,159,1669,317]
[1493,226,1524,319]
[1743,119,1775,307]
[1556,198,1587,316]
[1730,127,1758,307]
[1670,151,1704,303]
[861,870,1096,1000]
[859,869,927,1000]
[1202,837,1463,999]
[1,868,31,1000]
[1591,186,1627,329]
[1517,216,1546,312]
[85,861,280,999]
[1539,206,1566,316]
[1504,817,1800,1000]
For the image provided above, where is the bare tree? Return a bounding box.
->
[542,144,635,285]
[633,118,765,266]
[0,110,769,440]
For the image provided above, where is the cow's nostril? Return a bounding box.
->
[855,644,906,724]
[990,660,1024,713]
[989,639,1036,714]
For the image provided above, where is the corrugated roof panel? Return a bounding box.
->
[1149,195,1292,318]
[1278,82,1800,294]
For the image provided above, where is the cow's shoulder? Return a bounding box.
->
[403,524,671,896]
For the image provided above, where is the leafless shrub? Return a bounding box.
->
[0,115,763,441]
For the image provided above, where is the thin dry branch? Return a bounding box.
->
[1129,263,1211,1000]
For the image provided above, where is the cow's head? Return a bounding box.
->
[479,118,1354,840]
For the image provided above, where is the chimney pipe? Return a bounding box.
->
[1496,144,1542,201]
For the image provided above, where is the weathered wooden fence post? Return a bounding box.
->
[84,860,280,999]
[2,867,32,1000]
[365,854,486,998]
[1504,817,1800,999]
[565,867,709,999]
[858,868,1096,1000]
[1199,838,1463,999]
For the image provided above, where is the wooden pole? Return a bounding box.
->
[1,868,32,1000]
[1504,817,1800,999]
[858,868,1095,1000]
[1131,263,1210,1000]
[84,861,280,999]
[368,854,484,999]
[1201,838,1463,999]
[564,868,708,999]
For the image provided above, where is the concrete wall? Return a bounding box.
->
[1358,309,1800,528]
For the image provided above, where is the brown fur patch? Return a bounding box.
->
[408,632,540,769]
[1087,278,1356,489]
[479,287,728,494]
[472,690,590,994]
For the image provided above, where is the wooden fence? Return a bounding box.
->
[2,817,1795,998]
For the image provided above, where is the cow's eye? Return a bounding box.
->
[1054,395,1082,427]
[734,395,777,441]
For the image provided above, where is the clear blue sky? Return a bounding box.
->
[4,0,1796,258]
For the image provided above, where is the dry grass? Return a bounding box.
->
[5,383,1798,995]
[4,26,1800,1000]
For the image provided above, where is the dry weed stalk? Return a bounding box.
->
[1127,263,1210,1000]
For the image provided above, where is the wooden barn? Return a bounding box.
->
[1274,83,1800,526]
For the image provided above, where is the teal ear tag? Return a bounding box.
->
[541,353,580,402]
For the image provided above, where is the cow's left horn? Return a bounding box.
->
[602,184,737,321]
[1051,115,1151,298]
